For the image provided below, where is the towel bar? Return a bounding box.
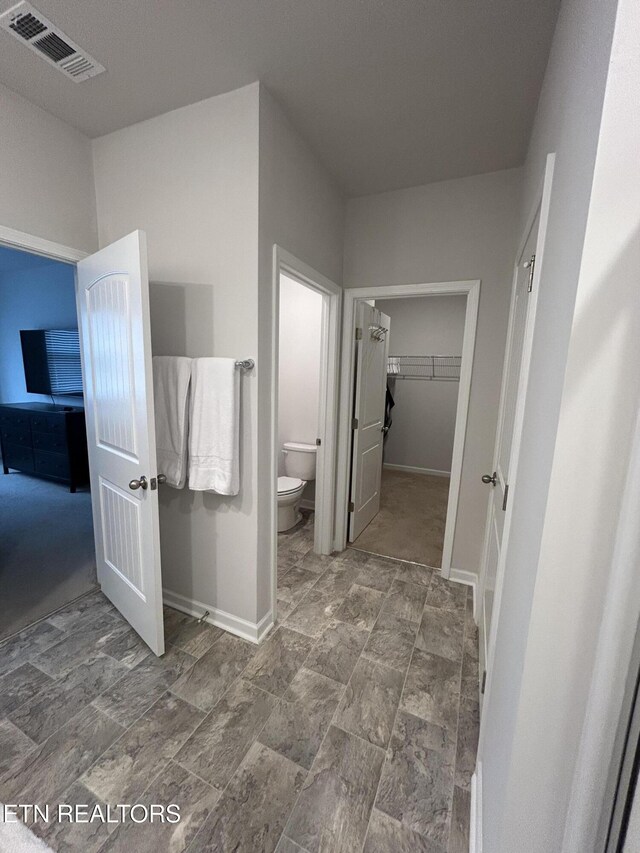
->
[234,359,255,370]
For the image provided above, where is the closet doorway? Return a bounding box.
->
[335,280,479,579]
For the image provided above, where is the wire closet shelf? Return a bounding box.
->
[387,355,461,381]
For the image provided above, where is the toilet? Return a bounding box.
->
[277,441,317,532]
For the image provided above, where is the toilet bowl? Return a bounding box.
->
[277,442,317,532]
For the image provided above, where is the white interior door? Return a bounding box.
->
[478,211,540,687]
[77,230,164,655]
[348,303,390,541]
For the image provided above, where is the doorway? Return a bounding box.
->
[0,243,96,639]
[336,280,480,579]
[271,247,341,623]
[349,294,467,568]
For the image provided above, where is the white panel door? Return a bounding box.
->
[77,231,164,655]
[478,212,539,686]
[348,303,390,541]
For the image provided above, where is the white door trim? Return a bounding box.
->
[270,246,341,621]
[477,153,555,756]
[335,279,480,579]
[0,224,88,263]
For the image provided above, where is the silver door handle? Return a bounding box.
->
[481,472,497,486]
[157,474,167,485]
[129,476,148,490]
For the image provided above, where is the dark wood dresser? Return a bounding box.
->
[0,402,89,493]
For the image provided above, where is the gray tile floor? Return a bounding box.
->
[0,511,479,852]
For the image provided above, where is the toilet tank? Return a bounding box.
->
[283,442,317,481]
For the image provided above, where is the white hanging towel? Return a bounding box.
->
[188,357,240,495]
[152,356,192,489]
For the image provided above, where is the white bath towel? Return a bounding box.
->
[152,356,192,489]
[188,357,240,495]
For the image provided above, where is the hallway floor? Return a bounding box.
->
[0,513,479,853]
[351,468,450,567]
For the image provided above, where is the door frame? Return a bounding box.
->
[335,279,480,579]
[0,224,87,264]
[270,246,341,618]
[476,153,555,759]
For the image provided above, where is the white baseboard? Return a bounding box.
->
[162,588,273,645]
[383,463,451,478]
[471,764,482,853]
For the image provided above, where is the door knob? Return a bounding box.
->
[157,474,167,485]
[129,476,148,491]
[481,472,497,486]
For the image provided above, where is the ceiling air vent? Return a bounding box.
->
[0,2,105,82]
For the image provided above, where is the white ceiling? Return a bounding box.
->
[0,0,560,196]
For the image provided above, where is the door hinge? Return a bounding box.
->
[481,670,487,694]
[348,500,355,512]
[502,483,509,512]
[316,438,322,446]
[524,253,536,292]
[351,417,359,430]
[355,327,363,341]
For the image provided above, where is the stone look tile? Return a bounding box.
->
[416,606,464,663]
[311,565,359,597]
[0,620,64,678]
[0,705,124,804]
[259,667,344,769]
[286,725,385,852]
[364,808,444,853]
[335,584,386,630]
[285,590,344,638]
[277,597,295,622]
[276,836,308,852]
[9,653,127,744]
[0,718,36,774]
[99,761,220,853]
[382,579,429,624]
[401,649,461,731]
[82,692,204,803]
[164,611,224,658]
[100,627,152,670]
[376,710,454,846]
[334,657,404,748]
[175,678,277,789]
[93,645,197,727]
[190,743,306,853]
[333,548,371,567]
[454,697,480,791]
[461,647,480,701]
[278,566,319,607]
[37,781,113,852]
[33,612,127,678]
[243,627,315,697]
[426,575,468,612]
[296,551,336,575]
[0,662,54,716]
[394,562,433,587]
[304,620,369,684]
[449,786,471,853]
[170,633,255,712]
[47,590,116,631]
[355,557,399,592]
[362,611,417,672]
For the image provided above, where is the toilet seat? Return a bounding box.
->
[278,476,304,495]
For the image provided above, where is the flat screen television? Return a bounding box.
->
[20,329,83,396]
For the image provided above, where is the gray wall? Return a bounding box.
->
[344,168,522,574]
[258,84,344,616]
[479,0,621,849]
[0,83,97,253]
[377,295,465,475]
[92,85,262,628]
